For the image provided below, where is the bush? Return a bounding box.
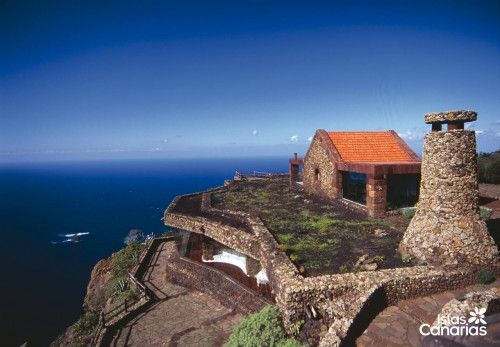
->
[401,207,416,219]
[226,305,301,347]
[401,255,412,264]
[72,310,99,338]
[478,268,495,284]
[110,242,145,277]
[480,207,492,221]
[478,151,500,184]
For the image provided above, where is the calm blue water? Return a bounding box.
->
[0,157,288,346]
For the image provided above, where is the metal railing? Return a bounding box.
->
[234,170,288,179]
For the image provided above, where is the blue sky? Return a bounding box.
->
[1,0,499,162]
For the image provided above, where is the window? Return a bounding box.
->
[342,171,367,204]
[387,174,420,209]
[314,168,320,180]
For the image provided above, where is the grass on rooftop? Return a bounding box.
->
[211,178,410,276]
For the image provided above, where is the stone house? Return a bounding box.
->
[290,130,421,217]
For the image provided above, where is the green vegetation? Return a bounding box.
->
[212,178,409,275]
[477,268,495,284]
[104,242,146,304]
[226,305,302,347]
[302,259,323,269]
[480,207,492,221]
[478,151,500,184]
[73,310,99,337]
[373,255,386,263]
[401,207,416,219]
[59,309,100,347]
[401,255,412,264]
[298,216,338,233]
[110,242,145,277]
[339,265,349,273]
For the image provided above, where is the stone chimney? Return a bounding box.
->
[399,110,498,266]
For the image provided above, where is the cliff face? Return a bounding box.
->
[84,257,113,311]
[54,254,114,347]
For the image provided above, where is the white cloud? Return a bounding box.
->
[398,129,424,141]
[307,136,313,142]
[475,130,484,135]
[290,135,299,143]
[252,129,258,136]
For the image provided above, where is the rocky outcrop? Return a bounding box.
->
[84,257,113,311]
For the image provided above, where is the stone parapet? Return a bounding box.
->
[164,212,261,261]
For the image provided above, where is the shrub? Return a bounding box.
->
[110,242,145,277]
[478,268,495,284]
[72,310,99,338]
[480,207,492,221]
[401,255,412,264]
[401,207,416,219]
[226,305,302,347]
[478,151,500,184]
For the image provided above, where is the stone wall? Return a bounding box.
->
[165,212,261,261]
[400,129,498,265]
[303,131,341,200]
[162,241,269,314]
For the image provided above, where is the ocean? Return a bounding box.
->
[0,157,288,346]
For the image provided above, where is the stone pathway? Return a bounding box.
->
[356,280,500,347]
[104,241,243,347]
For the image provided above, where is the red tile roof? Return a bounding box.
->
[327,131,415,163]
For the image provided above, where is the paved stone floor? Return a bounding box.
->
[357,280,500,347]
[106,242,243,347]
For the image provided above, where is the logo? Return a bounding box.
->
[468,307,487,324]
[419,306,488,337]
